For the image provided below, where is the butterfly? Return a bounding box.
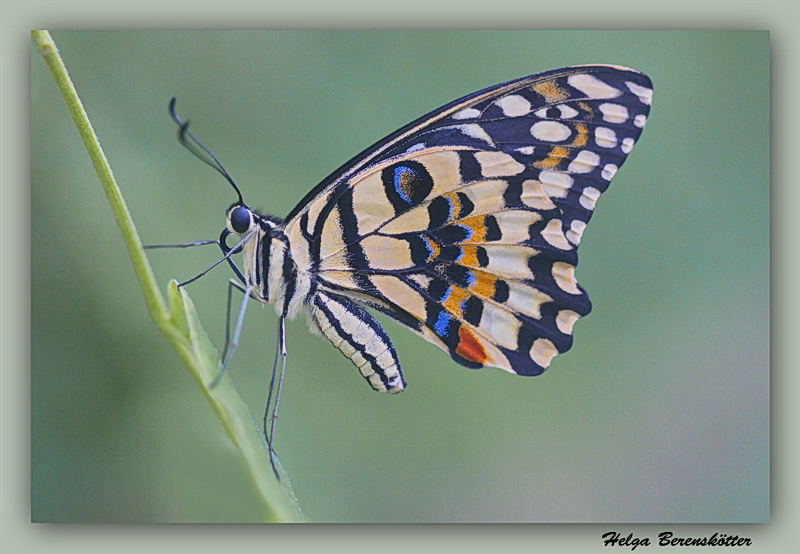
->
[164,64,652,459]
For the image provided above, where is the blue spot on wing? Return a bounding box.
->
[422,236,434,258]
[394,165,415,203]
[465,271,476,287]
[433,311,452,337]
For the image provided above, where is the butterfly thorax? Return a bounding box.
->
[227,205,310,320]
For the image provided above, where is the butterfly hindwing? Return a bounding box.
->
[304,149,589,375]
[286,64,652,378]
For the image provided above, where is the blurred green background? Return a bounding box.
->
[31,31,769,523]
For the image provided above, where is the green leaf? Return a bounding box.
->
[167,282,304,522]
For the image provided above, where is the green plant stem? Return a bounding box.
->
[33,30,167,322]
[33,30,303,523]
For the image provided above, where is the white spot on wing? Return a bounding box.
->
[566,219,586,245]
[474,151,526,177]
[567,74,621,99]
[529,338,558,368]
[452,107,481,120]
[505,282,552,320]
[531,120,572,142]
[579,187,601,210]
[486,246,536,280]
[494,211,542,243]
[634,114,647,128]
[567,150,600,174]
[552,262,581,294]
[319,206,345,258]
[460,179,508,214]
[556,310,580,335]
[621,137,635,153]
[305,190,332,237]
[599,103,629,124]
[495,94,531,116]
[408,274,431,288]
[533,105,578,119]
[455,124,495,146]
[601,164,618,181]
[478,303,521,350]
[541,219,572,250]
[539,170,573,199]
[351,171,397,235]
[626,81,653,105]
[521,179,557,210]
[558,105,579,118]
[595,127,617,148]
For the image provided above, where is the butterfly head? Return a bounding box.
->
[225,202,281,236]
[169,98,262,234]
[227,202,255,235]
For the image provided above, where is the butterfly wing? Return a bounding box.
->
[285,64,652,376]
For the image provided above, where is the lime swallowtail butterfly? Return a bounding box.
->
[161,64,652,473]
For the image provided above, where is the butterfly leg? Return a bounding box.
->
[263,317,286,480]
[143,230,247,285]
[143,239,219,249]
[210,279,254,388]
[215,281,286,479]
[309,291,406,394]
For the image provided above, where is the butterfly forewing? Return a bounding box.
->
[283,64,652,380]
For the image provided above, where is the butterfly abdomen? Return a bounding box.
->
[309,290,405,393]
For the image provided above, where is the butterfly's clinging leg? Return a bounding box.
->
[209,280,253,388]
[263,316,287,480]
[219,279,259,361]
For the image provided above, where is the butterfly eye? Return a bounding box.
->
[230,206,251,233]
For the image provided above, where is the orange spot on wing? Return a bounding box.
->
[532,80,569,103]
[442,192,462,221]
[442,286,470,317]
[456,215,487,243]
[572,123,588,146]
[422,236,440,262]
[468,269,497,298]
[456,326,488,364]
[533,146,569,169]
[459,245,480,267]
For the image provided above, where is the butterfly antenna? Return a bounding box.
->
[169,97,244,204]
